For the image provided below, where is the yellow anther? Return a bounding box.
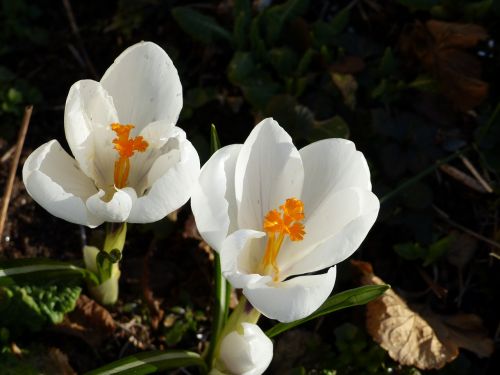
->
[111,123,149,188]
[260,198,305,281]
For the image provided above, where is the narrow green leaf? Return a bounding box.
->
[266,285,389,338]
[210,124,221,155]
[264,0,309,43]
[0,258,97,287]
[206,125,230,367]
[172,7,232,45]
[330,5,350,34]
[85,350,206,375]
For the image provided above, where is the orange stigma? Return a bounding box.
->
[260,198,305,281]
[111,123,149,188]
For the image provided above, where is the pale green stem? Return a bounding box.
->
[83,223,127,305]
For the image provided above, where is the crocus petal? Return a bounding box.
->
[191,144,242,251]
[218,323,273,375]
[278,188,379,276]
[86,187,136,223]
[235,118,304,230]
[22,140,102,227]
[299,138,372,214]
[64,79,119,181]
[126,120,178,194]
[127,139,200,223]
[243,267,337,323]
[280,190,379,278]
[100,41,182,130]
[220,229,268,289]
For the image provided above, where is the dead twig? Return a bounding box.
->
[439,164,487,193]
[460,155,493,193]
[0,105,33,244]
[61,0,99,80]
[433,205,500,250]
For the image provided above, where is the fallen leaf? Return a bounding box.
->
[400,20,489,112]
[57,294,115,347]
[352,260,494,370]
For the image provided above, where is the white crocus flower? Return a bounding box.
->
[23,42,200,227]
[191,118,379,323]
[210,323,273,375]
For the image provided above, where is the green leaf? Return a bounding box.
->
[296,48,315,76]
[394,242,426,261]
[330,5,350,35]
[269,47,299,77]
[249,15,267,60]
[266,285,389,338]
[85,350,206,375]
[228,52,256,84]
[264,0,309,44]
[206,126,230,367]
[0,284,81,336]
[172,7,232,45]
[233,0,252,49]
[309,115,350,141]
[379,47,397,76]
[0,258,97,287]
[210,124,221,154]
[424,235,453,266]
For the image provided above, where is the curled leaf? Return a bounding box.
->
[352,260,494,370]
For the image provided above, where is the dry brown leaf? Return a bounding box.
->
[58,294,115,347]
[426,20,488,49]
[399,20,489,112]
[351,260,494,370]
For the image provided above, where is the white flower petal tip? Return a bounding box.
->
[191,117,377,321]
[244,267,337,323]
[216,323,273,375]
[24,42,199,227]
[22,140,102,227]
[101,41,183,129]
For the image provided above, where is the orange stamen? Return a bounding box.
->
[260,198,305,281]
[111,123,149,188]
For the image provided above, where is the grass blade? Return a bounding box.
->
[266,284,389,338]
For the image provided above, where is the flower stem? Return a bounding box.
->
[208,295,260,369]
[83,222,127,305]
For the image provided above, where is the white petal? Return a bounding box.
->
[278,188,379,276]
[299,138,372,214]
[243,267,337,323]
[86,187,136,223]
[100,41,182,130]
[191,144,242,251]
[235,118,304,230]
[64,80,118,180]
[127,139,200,223]
[282,193,379,277]
[22,140,102,227]
[219,323,273,375]
[220,229,268,289]
[126,120,178,193]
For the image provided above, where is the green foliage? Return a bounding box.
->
[0,284,81,337]
[85,350,206,375]
[162,306,207,346]
[171,6,232,45]
[266,285,389,338]
[394,234,455,266]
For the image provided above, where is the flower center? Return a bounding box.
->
[260,197,305,281]
[111,123,149,188]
